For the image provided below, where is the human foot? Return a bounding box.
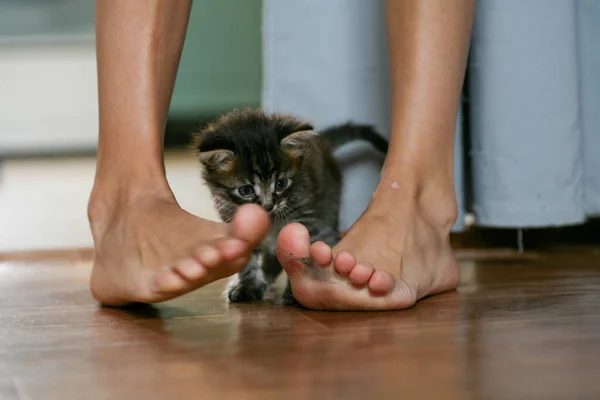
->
[88,190,269,306]
[276,197,459,311]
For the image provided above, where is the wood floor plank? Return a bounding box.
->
[1,249,599,399]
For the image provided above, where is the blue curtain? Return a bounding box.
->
[262,0,600,231]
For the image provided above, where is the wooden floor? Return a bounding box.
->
[1,247,600,399]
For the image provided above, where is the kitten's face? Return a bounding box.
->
[230,172,292,213]
[195,109,316,224]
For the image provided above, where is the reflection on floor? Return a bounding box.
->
[0,151,219,253]
[1,246,599,399]
[2,152,600,398]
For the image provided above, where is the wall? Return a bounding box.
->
[170,0,263,118]
[0,0,263,155]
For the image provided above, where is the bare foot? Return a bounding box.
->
[274,0,472,311]
[276,197,459,311]
[88,190,269,306]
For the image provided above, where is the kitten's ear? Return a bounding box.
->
[280,130,316,150]
[194,130,235,172]
[198,149,235,172]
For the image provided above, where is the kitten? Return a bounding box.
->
[193,109,388,305]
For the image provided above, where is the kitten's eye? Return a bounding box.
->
[237,185,254,197]
[275,178,288,191]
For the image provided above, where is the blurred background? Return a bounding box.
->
[0,0,599,254]
[0,0,261,153]
[0,0,262,252]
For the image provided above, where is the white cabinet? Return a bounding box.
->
[0,1,97,155]
[0,40,98,155]
[0,0,263,156]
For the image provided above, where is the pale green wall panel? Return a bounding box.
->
[170,0,263,118]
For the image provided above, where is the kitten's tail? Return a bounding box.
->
[320,123,388,153]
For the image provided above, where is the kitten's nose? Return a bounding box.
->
[263,202,274,212]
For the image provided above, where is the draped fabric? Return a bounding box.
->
[262,0,600,231]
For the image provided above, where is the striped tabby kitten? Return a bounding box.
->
[194,109,387,305]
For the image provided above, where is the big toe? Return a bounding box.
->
[277,223,311,259]
[277,223,312,278]
[230,204,270,246]
[218,204,270,261]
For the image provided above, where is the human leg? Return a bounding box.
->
[89,0,269,305]
[277,0,474,310]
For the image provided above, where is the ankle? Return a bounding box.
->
[87,170,175,229]
[417,187,458,232]
[369,171,458,232]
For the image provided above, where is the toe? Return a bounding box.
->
[173,258,206,281]
[216,238,250,262]
[310,241,332,266]
[153,268,188,293]
[193,245,222,268]
[277,223,311,261]
[348,262,375,285]
[215,204,269,262]
[368,270,397,294]
[230,204,270,247]
[277,223,312,278]
[333,251,356,275]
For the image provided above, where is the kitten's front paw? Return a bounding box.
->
[226,278,268,303]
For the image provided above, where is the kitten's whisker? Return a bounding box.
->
[286,204,308,220]
[279,205,298,219]
[273,208,285,223]
[280,207,305,225]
